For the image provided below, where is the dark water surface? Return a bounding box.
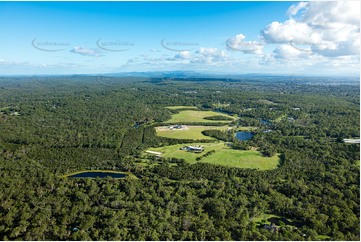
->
[235,131,254,141]
[68,171,127,178]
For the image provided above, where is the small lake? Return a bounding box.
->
[235,131,254,141]
[67,171,127,179]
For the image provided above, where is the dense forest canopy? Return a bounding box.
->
[0,76,359,240]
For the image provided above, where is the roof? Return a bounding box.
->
[343,139,360,144]
[187,146,204,150]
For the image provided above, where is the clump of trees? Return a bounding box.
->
[203,115,233,121]
[231,140,250,150]
[201,130,230,141]
[196,150,216,161]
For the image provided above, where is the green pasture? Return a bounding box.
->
[145,142,279,170]
[165,106,199,110]
[164,110,235,123]
[156,125,230,140]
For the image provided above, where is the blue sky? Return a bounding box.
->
[0,1,359,76]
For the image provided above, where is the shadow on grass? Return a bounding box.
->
[267,216,303,227]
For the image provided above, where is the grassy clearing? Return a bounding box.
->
[252,214,281,223]
[252,213,301,227]
[164,110,235,123]
[316,235,331,240]
[203,149,279,170]
[165,106,199,110]
[61,170,137,179]
[145,142,279,170]
[273,114,287,122]
[212,103,230,108]
[156,125,230,140]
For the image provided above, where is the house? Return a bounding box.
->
[186,145,204,153]
[180,145,204,153]
[343,138,360,144]
[263,129,272,133]
[169,125,183,130]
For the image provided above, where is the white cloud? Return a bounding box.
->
[166,51,192,62]
[165,47,228,64]
[302,1,360,26]
[186,47,227,65]
[70,47,103,57]
[197,47,225,58]
[261,1,360,58]
[261,19,311,44]
[287,1,308,17]
[175,51,191,59]
[118,2,360,76]
[272,44,309,59]
[226,34,264,54]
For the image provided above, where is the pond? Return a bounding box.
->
[67,171,127,179]
[235,131,254,141]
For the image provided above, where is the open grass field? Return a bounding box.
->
[273,114,287,122]
[165,106,199,110]
[252,213,302,229]
[164,110,235,123]
[315,235,331,240]
[252,214,283,223]
[156,125,230,140]
[145,142,279,170]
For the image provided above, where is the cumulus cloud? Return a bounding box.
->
[261,19,311,44]
[272,44,309,59]
[180,47,227,65]
[261,1,360,58]
[122,2,359,75]
[165,47,228,64]
[226,34,264,54]
[166,51,192,62]
[175,51,191,59]
[196,47,227,60]
[70,47,103,57]
[287,1,308,16]
[301,1,360,26]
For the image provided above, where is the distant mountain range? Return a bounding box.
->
[102,71,290,78]
[2,71,359,82]
[89,71,358,80]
